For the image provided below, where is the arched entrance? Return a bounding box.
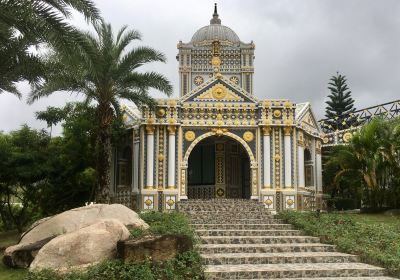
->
[186,136,251,199]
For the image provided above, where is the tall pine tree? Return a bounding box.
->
[324,73,356,131]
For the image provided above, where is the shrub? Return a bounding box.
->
[133,211,197,243]
[326,197,357,210]
[24,251,204,280]
[279,211,400,277]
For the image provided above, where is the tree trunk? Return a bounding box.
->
[95,103,113,204]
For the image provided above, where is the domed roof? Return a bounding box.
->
[190,4,240,44]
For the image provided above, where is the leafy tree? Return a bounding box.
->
[36,106,68,136]
[0,0,100,95]
[29,22,173,203]
[0,126,50,232]
[324,73,356,131]
[326,118,400,209]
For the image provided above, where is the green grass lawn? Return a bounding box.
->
[0,231,26,280]
[279,211,400,277]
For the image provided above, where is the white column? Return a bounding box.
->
[298,145,305,188]
[146,125,155,188]
[133,141,139,192]
[284,127,292,188]
[262,126,271,188]
[168,125,176,188]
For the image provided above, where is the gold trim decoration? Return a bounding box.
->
[243,131,254,142]
[274,154,281,161]
[229,76,239,84]
[167,199,175,206]
[287,198,294,206]
[212,84,227,99]
[211,127,228,136]
[211,56,221,66]
[167,125,176,135]
[194,75,204,86]
[262,126,271,136]
[216,188,225,197]
[146,125,155,134]
[343,132,353,143]
[265,198,273,206]
[273,110,282,118]
[156,108,166,117]
[284,126,292,136]
[323,137,329,144]
[195,83,242,101]
[184,131,196,142]
[144,199,152,206]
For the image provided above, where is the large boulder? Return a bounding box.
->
[3,204,148,269]
[21,204,148,245]
[30,219,130,271]
[117,234,193,263]
[3,236,54,268]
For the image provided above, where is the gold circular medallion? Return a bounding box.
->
[184,131,196,142]
[287,199,294,206]
[229,76,239,84]
[264,199,273,206]
[194,76,204,86]
[216,188,225,197]
[212,85,227,99]
[167,199,175,206]
[216,143,224,151]
[323,137,329,144]
[156,108,166,117]
[243,131,254,142]
[273,110,282,118]
[211,56,221,66]
[144,199,152,206]
[343,132,353,143]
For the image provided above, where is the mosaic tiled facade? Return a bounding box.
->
[111,5,323,211]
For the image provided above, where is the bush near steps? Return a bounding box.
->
[278,211,400,277]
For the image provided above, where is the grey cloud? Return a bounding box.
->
[1,0,399,133]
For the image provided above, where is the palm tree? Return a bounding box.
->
[29,21,173,203]
[327,118,400,208]
[0,0,100,96]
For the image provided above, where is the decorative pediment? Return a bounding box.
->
[195,83,242,101]
[295,102,322,134]
[180,76,257,103]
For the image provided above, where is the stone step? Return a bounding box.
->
[200,235,320,244]
[201,251,359,265]
[204,262,386,279]
[191,223,294,230]
[197,243,336,254]
[196,229,302,236]
[189,218,284,224]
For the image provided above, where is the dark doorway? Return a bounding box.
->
[187,136,251,199]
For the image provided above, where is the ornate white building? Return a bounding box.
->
[111,4,323,211]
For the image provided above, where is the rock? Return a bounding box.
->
[117,234,193,263]
[30,219,130,271]
[20,204,148,245]
[2,236,54,268]
[384,209,400,216]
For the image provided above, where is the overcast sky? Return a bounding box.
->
[1,0,400,135]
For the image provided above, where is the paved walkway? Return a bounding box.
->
[178,199,398,280]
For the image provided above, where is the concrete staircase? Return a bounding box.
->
[178,199,397,280]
